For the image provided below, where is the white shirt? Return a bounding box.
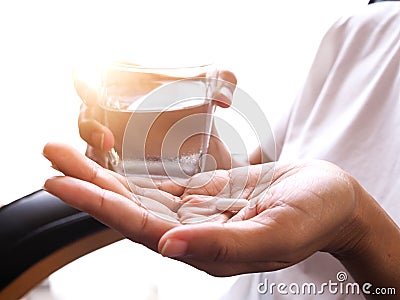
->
[223,2,400,299]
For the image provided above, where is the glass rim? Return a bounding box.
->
[109,61,214,72]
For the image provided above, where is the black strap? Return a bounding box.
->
[369,0,400,4]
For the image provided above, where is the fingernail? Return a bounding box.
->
[43,176,60,190]
[160,239,188,258]
[91,132,104,150]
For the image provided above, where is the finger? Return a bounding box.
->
[44,142,184,215]
[74,78,98,106]
[78,103,114,151]
[44,176,176,251]
[178,254,290,277]
[206,130,234,170]
[43,142,130,197]
[85,145,108,167]
[158,220,288,263]
[213,70,237,108]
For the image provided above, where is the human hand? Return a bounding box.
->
[42,142,249,245]
[75,70,237,169]
[75,79,115,167]
[43,143,363,277]
[42,142,246,226]
[157,163,400,300]
[43,142,180,251]
[156,160,362,276]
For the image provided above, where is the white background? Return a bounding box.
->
[0,0,368,299]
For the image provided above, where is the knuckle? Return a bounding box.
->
[88,159,101,182]
[139,208,150,232]
[98,188,107,211]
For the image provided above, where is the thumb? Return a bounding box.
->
[158,221,269,262]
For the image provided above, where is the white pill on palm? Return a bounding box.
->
[215,198,249,212]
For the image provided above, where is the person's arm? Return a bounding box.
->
[331,183,400,299]
[157,160,400,299]
[43,144,399,299]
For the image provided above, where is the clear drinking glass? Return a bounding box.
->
[98,62,218,181]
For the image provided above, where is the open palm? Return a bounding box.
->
[44,143,358,277]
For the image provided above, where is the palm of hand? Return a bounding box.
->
[154,160,357,275]
[44,143,357,276]
[129,162,274,224]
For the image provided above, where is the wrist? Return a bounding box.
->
[326,176,400,297]
[327,177,372,259]
[329,178,399,261]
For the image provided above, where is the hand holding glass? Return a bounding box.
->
[98,63,218,181]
